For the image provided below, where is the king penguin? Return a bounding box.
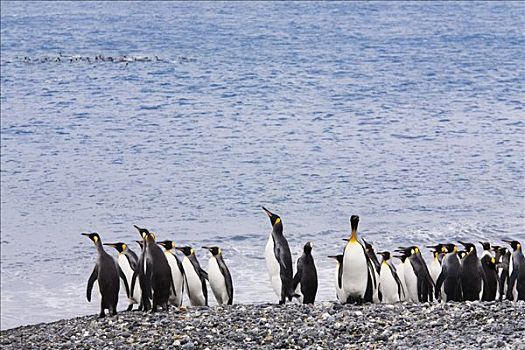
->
[362,239,381,274]
[378,251,404,303]
[132,225,174,312]
[393,254,408,302]
[427,248,443,286]
[479,242,498,301]
[176,246,208,306]
[327,255,345,303]
[435,243,462,302]
[503,240,525,301]
[262,207,295,304]
[341,215,376,304]
[458,241,484,301]
[103,242,142,311]
[396,246,434,302]
[203,246,234,305]
[131,226,152,311]
[493,246,510,300]
[158,240,185,307]
[293,242,318,304]
[82,232,121,317]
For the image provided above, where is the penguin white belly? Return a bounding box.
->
[265,235,281,298]
[379,264,400,303]
[118,255,139,304]
[165,253,184,306]
[429,260,441,285]
[208,257,228,304]
[182,257,206,306]
[403,261,418,302]
[508,255,517,300]
[395,262,407,301]
[342,243,368,298]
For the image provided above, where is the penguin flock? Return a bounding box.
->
[13,54,196,65]
[82,209,525,317]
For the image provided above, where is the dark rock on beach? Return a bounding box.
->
[1,302,524,349]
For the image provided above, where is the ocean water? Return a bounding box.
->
[1,1,524,330]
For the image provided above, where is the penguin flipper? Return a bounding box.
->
[130,270,138,298]
[199,268,209,281]
[293,257,303,291]
[87,265,98,302]
[435,270,445,299]
[507,268,518,301]
[218,259,234,305]
[119,267,130,298]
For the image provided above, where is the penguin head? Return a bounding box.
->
[103,242,127,253]
[133,224,150,239]
[397,246,419,256]
[327,255,343,264]
[349,215,359,231]
[175,246,195,256]
[458,241,476,254]
[445,243,458,253]
[81,232,101,245]
[426,243,445,254]
[378,251,391,261]
[203,246,221,256]
[158,240,175,251]
[432,251,440,260]
[503,240,521,251]
[458,250,467,259]
[361,238,374,253]
[479,241,491,251]
[303,242,313,254]
[262,207,282,227]
[135,240,144,249]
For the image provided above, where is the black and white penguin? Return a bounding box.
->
[132,225,173,312]
[293,242,318,304]
[103,242,142,311]
[203,246,233,305]
[426,244,446,263]
[262,207,295,304]
[327,255,345,303]
[158,240,185,307]
[503,240,525,301]
[393,254,409,302]
[458,241,484,301]
[341,215,377,304]
[435,243,462,302]
[176,246,208,306]
[396,246,434,302]
[427,249,443,285]
[131,226,152,311]
[479,241,497,301]
[493,246,510,300]
[362,239,381,274]
[378,251,404,303]
[82,232,121,317]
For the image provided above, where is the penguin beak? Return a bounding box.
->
[174,247,183,251]
[502,239,512,244]
[81,233,90,237]
[202,246,210,250]
[327,255,338,260]
[457,241,467,247]
[103,243,116,247]
[342,238,349,242]
[262,207,273,217]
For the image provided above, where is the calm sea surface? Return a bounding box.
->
[1,1,524,330]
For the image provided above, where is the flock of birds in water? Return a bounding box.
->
[83,207,525,317]
[13,54,195,65]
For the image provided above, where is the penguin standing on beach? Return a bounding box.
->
[82,233,121,317]
[378,251,404,303]
[396,246,434,302]
[328,255,345,303]
[362,239,381,274]
[158,240,185,307]
[176,246,208,306]
[479,242,498,301]
[493,246,510,300]
[341,215,377,304]
[132,225,174,312]
[203,246,233,305]
[103,242,142,311]
[503,240,525,301]
[131,226,152,311]
[393,254,408,302]
[458,241,484,301]
[428,249,443,286]
[262,207,295,304]
[293,242,318,304]
[435,243,462,302]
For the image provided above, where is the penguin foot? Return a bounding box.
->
[98,312,106,318]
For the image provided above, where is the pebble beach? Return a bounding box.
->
[2,301,524,349]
